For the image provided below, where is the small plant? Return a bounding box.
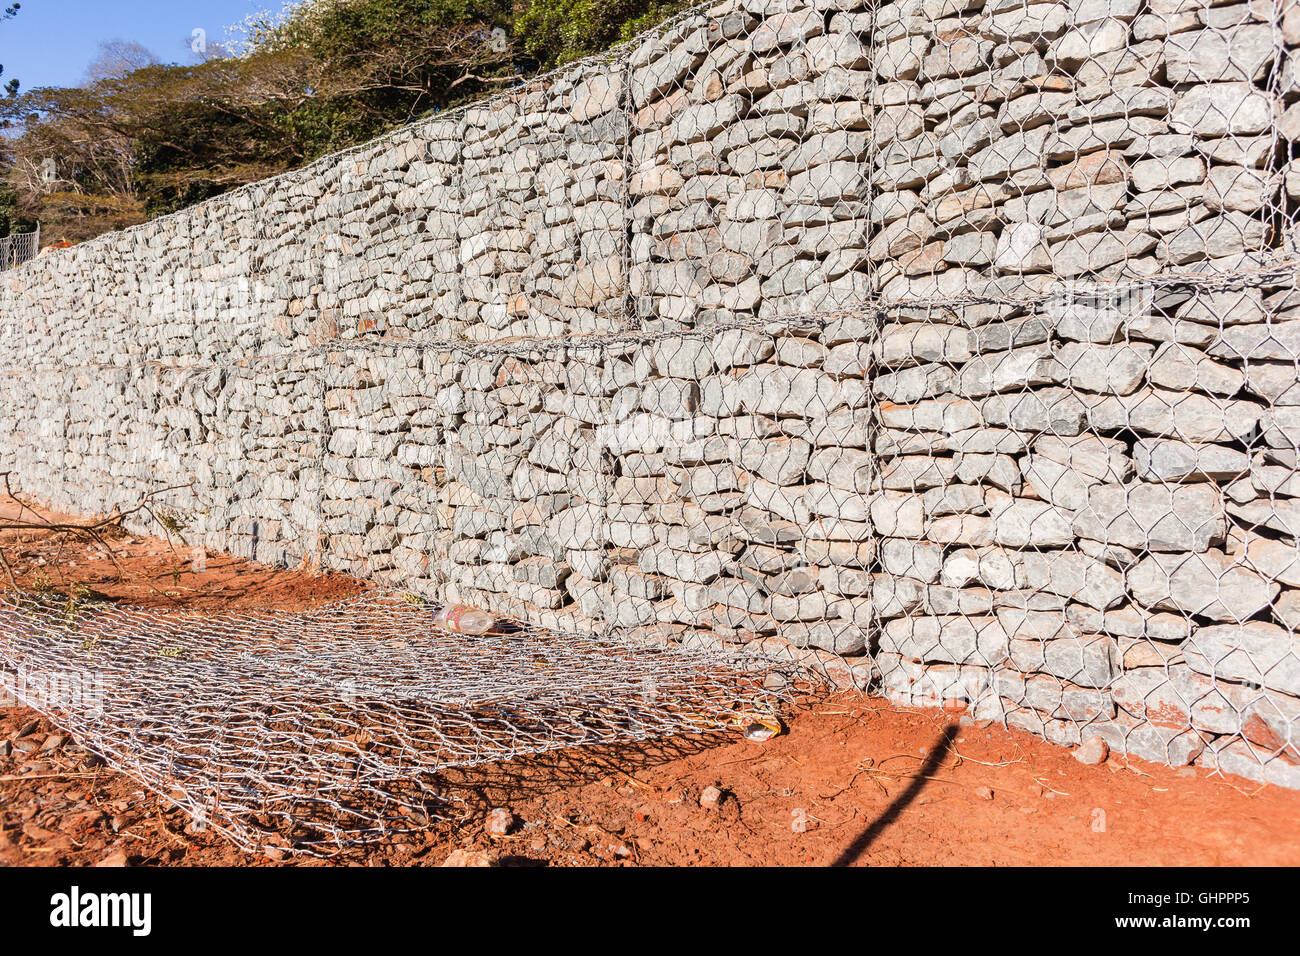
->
[60,593,81,634]
[68,582,109,603]
[154,507,189,541]
[100,520,129,540]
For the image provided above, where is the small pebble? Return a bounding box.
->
[22,821,57,841]
[699,785,724,809]
[975,786,994,800]
[484,807,516,836]
[1073,735,1109,766]
[442,848,497,867]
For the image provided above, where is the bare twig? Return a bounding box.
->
[0,475,194,602]
[0,544,20,592]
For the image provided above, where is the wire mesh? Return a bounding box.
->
[0,589,796,855]
[0,230,38,271]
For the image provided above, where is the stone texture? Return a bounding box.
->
[1128,551,1280,623]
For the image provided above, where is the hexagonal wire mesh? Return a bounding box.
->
[2,0,1300,854]
[0,590,796,855]
[0,229,39,271]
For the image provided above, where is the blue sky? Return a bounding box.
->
[1,0,274,91]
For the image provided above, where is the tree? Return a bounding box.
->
[0,2,24,238]
[0,3,19,98]
[513,0,694,70]
[84,39,159,83]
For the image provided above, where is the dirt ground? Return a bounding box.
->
[1,500,1298,867]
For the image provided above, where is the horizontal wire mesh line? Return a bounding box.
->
[8,261,1300,378]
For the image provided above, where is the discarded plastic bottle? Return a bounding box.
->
[431,604,494,635]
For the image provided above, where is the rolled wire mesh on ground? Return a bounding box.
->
[0,590,796,855]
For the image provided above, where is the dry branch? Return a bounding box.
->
[0,473,194,601]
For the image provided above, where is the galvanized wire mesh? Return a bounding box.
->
[0,229,38,271]
[0,589,796,854]
[1,0,1299,819]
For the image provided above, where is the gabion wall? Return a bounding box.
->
[2,0,1299,786]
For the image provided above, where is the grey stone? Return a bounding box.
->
[1134,439,1250,482]
[1170,83,1276,138]
[1018,550,1126,610]
[1056,342,1153,395]
[1072,482,1225,552]
[1147,342,1245,396]
[1164,26,1276,84]
[991,498,1076,548]
[1129,550,1280,622]
[880,615,1010,666]
[1185,622,1300,697]
[1009,633,1115,688]
[1086,389,1263,443]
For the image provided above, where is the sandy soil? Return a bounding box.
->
[1,499,1297,867]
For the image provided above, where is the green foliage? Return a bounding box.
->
[0,3,30,237]
[514,0,694,69]
[0,181,32,238]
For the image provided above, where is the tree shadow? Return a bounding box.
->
[830,722,959,867]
